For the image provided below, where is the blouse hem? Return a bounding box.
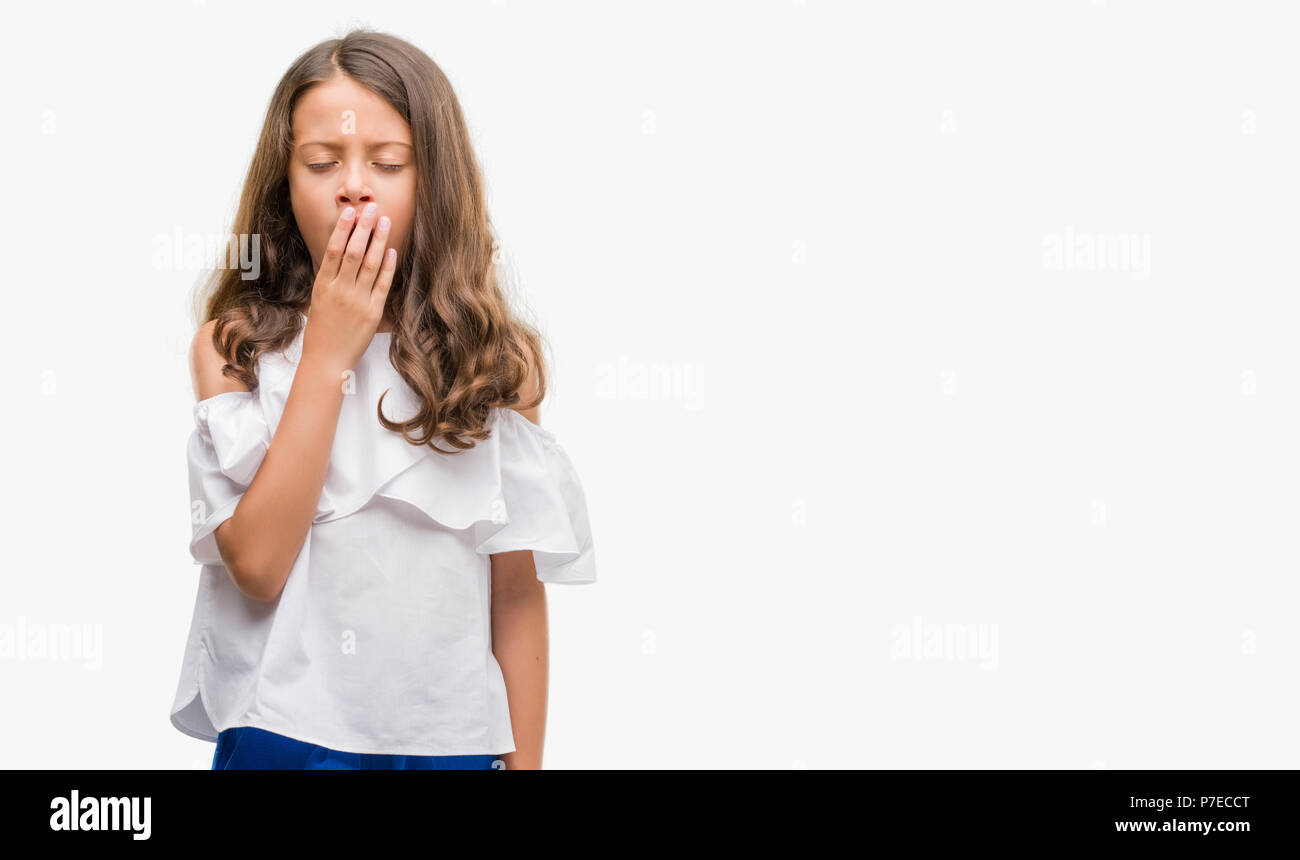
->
[171,655,518,756]
[218,721,514,758]
[170,699,517,757]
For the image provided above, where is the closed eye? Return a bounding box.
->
[307,162,404,172]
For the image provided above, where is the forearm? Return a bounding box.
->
[215,354,346,601]
[491,589,549,769]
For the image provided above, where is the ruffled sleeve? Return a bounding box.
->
[369,407,597,584]
[187,390,271,566]
[184,338,596,584]
[472,409,597,584]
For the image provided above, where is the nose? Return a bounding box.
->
[337,164,374,213]
[338,193,374,213]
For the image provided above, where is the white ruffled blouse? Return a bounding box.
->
[169,317,596,757]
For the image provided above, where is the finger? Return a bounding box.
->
[339,203,379,285]
[358,215,391,291]
[369,247,398,318]
[320,207,357,279]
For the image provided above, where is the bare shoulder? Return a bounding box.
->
[190,319,249,401]
[510,350,542,426]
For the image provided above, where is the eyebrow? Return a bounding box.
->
[295,140,413,150]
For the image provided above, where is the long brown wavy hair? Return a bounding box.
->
[192,29,548,454]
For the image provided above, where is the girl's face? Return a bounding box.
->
[288,73,416,300]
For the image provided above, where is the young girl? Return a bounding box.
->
[170,30,596,771]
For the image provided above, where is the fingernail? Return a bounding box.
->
[342,207,355,220]
[379,216,390,230]
[364,203,377,217]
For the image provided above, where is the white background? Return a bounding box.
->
[1,0,1296,768]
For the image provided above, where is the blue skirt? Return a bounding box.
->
[212,726,503,770]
